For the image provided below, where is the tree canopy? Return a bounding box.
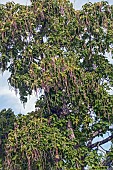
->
[0,0,113,169]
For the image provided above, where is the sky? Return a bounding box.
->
[0,71,37,114]
[0,0,112,8]
[0,0,113,115]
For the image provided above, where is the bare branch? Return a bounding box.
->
[88,128,113,146]
[88,134,113,149]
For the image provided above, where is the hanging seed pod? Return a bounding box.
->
[83,90,87,100]
[1,31,4,40]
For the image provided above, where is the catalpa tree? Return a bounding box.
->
[0,0,113,169]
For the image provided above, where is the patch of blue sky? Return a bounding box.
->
[0,71,37,114]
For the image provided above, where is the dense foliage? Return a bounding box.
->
[0,0,113,169]
[0,109,15,169]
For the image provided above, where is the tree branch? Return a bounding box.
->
[88,128,113,146]
[87,129,103,146]
[88,134,113,149]
[91,129,103,138]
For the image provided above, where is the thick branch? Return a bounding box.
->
[88,128,113,146]
[88,134,113,149]
[87,129,103,146]
[92,128,113,138]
